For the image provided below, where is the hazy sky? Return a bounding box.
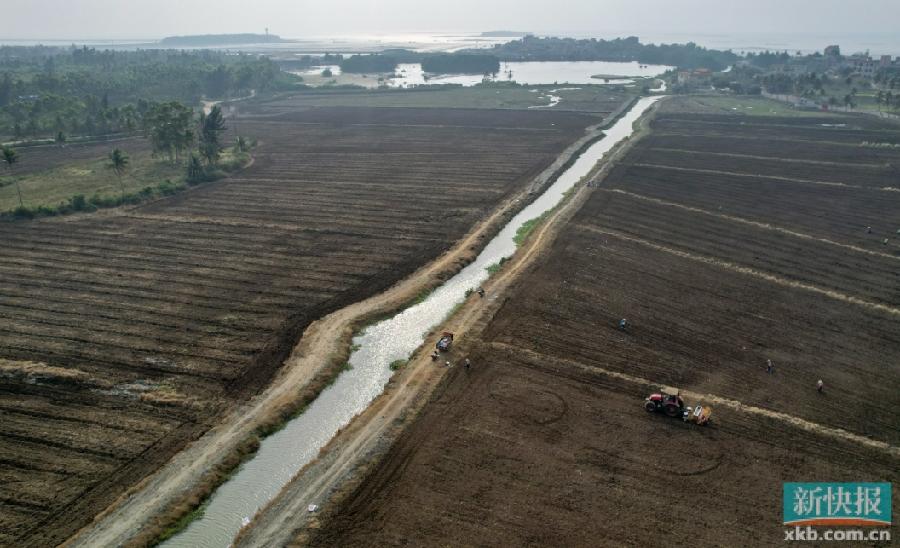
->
[3,0,900,40]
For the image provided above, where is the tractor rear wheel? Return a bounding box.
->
[664,404,681,417]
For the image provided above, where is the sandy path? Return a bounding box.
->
[63,117,603,548]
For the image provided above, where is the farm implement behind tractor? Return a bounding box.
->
[644,392,712,426]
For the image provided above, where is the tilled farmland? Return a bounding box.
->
[0,104,600,546]
[312,101,900,545]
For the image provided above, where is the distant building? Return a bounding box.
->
[824,45,841,57]
[848,55,877,77]
[880,55,893,67]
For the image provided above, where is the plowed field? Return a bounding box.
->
[311,101,900,546]
[0,104,599,546]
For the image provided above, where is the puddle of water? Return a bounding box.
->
[164,95,662,548]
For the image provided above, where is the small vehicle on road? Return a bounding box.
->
[436,332,454,352]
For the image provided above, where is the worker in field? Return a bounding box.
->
[431,350,439,362]
[477,287,485,298]
[866,226,872,234]
[816,379,824,394]
[766,359,774,374]
[619,318,628,331]
[464,358,471,370]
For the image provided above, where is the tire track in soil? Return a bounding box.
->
[579,226,900,317]
[600,188,900,261]
[491,342,900,457]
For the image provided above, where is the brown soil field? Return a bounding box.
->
[310,346,898,547]
[311,101,900,546]
[0,104,600,547]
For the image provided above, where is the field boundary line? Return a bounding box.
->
[491,342,900,458]
[601,188,900,261]
[647,147,889,170]
[629,161,894,191]
[580,226,900,317]
[651,131,888,149]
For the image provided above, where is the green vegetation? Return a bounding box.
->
[389,359,407,371]
[514,210,552,246]
[412,287,435,305]
[144,101,195,163]
[486,257,510,274]
[156,501,210,543]
[675,95,843,117]
[421,54,500,75]
[108,148,129,200]
[1,145,21,207]
[477,36,738,70]
[339,54,398,74]
[0,46,298,140]
[0,147,250,217]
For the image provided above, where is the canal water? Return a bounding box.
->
[165,95,662,548]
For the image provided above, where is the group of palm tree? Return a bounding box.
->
[3,104,248,214]
[1,143,129,209]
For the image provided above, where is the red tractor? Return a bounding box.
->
[644,392,712,425]
[644,392,685,417]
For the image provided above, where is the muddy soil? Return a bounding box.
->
[309,102,900,547]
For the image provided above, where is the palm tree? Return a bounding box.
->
[108,148,129,202]
[2,145,22,208]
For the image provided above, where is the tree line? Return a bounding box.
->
[2,103,251,219]
[475,36,739,71]
[0,46,298,140]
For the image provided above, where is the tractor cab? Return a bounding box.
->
[648,393,683,407]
